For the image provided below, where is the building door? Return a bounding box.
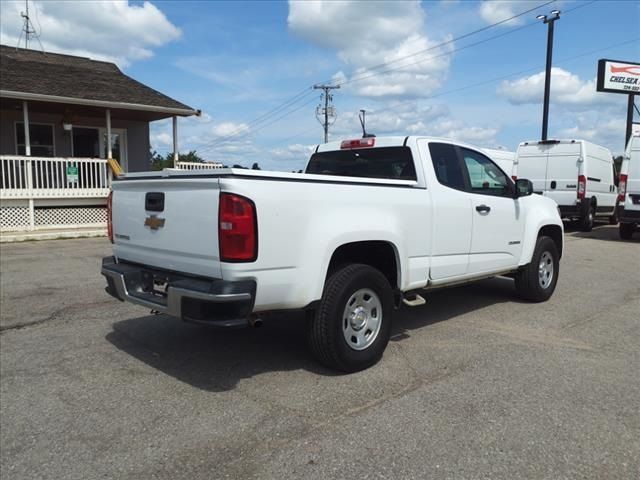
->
[72,127,100,158]
[99,128,128,171]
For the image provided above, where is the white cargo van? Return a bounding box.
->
[482,148,516,179]
[618,134,640,239]
[514,139,617,231]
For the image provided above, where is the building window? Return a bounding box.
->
[16,123,55,157]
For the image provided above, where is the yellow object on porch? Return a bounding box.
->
[107,157,123,176]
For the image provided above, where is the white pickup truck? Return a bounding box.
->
[102,136,563,372]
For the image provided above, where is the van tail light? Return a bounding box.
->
[219,193,257,262]
[577,175,586,199]
[511,175,518,182]
[107,191,114,243]
[618,174,628,202]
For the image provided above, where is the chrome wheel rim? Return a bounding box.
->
[342,288,382,351]
[538,251,554,289]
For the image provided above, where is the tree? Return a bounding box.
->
[251,162,261,170]
[150,150,205,171]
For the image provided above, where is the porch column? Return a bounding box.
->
[22,101,35,229]
[172,116,178,168]
[105,109,112,159]
[22,101,31,156]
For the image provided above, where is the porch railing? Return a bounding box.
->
[176,161,223,170]
[0,155,111,199]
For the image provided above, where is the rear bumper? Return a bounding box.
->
[101,256,256,328]
[558,201,588,219]
[619,207,640,223]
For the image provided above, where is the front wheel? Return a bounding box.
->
[515,236,560,302]
[308,264,393,372]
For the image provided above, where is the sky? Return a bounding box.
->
[1,0,638,171]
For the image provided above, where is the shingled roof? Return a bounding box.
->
[0,45,198,116]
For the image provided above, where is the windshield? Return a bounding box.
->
[306,146,416,180]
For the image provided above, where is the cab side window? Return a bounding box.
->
[461,148,512,197]
[428,142,466,191]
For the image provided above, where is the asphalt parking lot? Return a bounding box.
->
[1,225,639,479]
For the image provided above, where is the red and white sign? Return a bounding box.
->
[597,59,640,94]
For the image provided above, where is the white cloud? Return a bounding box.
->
[151,132,172,148]
[288,1,452,98]
[478,0,546,26]
[430,119,499,145]
[0,1,180,67]
[269,144,316,161]
[557,116,627,153]
[210,122,250,137]
[498,68,616,107]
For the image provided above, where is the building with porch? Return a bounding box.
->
[0,45,201,234]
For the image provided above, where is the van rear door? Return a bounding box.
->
[515,143,548,193]
[544,142,581,207]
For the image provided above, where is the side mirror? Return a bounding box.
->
[515,178,533,198]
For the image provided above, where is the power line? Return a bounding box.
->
[190,88,315,150]
[355,38,640,121]
[191,0,598,156]
[327,0,561,87]
[195,0,561,151]
[336,0,598,88]
[197,95,319,155]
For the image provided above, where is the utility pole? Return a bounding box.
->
[537,9,560,141]
[625,94,636,146]
[314,84,339,143]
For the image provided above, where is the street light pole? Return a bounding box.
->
[538,10,560,141]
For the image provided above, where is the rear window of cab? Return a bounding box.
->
[306,146,417,181]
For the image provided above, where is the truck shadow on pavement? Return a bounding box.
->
[106,277,523,392]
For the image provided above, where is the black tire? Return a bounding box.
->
[308,264,393,373]
[619,222,635,240]
[515,236,560,302]
[580,204,595,232]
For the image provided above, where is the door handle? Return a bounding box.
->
[475,204,491,213]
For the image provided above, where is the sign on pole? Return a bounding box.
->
[597,59,640,94]
[596,59,639,145]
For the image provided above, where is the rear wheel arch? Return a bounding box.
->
[326,241,400,290]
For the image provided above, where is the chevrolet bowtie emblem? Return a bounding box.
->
[144,215,165,230]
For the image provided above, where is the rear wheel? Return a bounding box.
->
[619,222,635,240]
[515,236,559,302]
[580,204,595,232]
[308,264,393,372]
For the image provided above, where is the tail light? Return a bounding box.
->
[219,193,257,262]
[107,191,113,243]
[618,174,628,202]
[511,175,518,182]
[577,175,586,199]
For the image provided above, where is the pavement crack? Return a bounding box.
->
[0,299,113,333]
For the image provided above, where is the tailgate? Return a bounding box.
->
[111,178,222,279]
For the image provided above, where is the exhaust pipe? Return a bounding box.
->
[248,315,263,328]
